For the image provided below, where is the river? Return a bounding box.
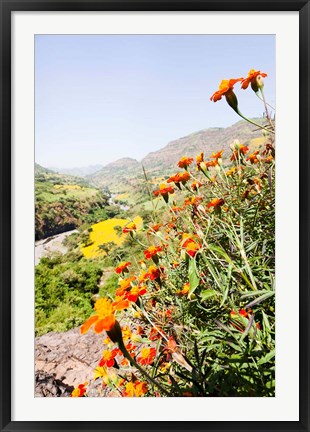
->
[35,229,78,265]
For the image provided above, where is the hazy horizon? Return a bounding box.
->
[35,34,275,169]
[40,117,259,171]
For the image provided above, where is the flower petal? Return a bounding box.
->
[80,315,98,334]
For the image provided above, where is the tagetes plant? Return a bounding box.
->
[75,67,275,399]
[177,156,194,169]
[80,297,129,334]
[115,261,131,274]
[122,223,137,234]
[153,183,174,203]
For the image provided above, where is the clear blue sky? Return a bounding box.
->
[35,35,275,169]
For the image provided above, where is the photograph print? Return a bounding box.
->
[35,34,275,398]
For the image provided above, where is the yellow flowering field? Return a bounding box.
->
[81,216,143,258]
[115,193,129,200]
[54,184,82,190]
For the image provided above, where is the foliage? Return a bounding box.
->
[73,69,276,398]
[35,253,104,336]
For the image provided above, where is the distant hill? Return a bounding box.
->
[35,168,111,240]
[88,119,266,190]
[35,163,53,176]
[88,157,140,192]
[48,164,103,178]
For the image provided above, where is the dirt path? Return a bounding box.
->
[35,229,78,265]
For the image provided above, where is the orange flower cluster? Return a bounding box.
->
[231,144,249,161]
[246,150,260,164]
[123,380,148,397]
[70,382,88,397]
[167,171,190,188]
[115,276,147,304]
[211,69,267,102]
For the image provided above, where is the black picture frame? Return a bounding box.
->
[1,1,308,431]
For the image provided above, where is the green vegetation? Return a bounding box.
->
[35,169,121,239]
[35,251,104,336]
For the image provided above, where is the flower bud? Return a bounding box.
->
[106,319,123,344]
[254,75,265,91]
[224,89,239,113]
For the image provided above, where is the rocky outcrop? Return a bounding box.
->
[35,371,74,397]
[35,327,105,397]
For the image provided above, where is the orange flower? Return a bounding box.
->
[205,160,218,169]
[263,155,274,163]
[231,309,248,318]
[124,381,148,397]
[191,181,203,191]
[80,297,129,334]
[149,326,164,341]
[210,78,242,102]
[246,151,260,164]
[115,261,131,274]
[226,166,237,176]
[153,183,174,202]
[70,382,88,397]
[183,196,203,207]
[98,348,119,368]
[144,245,162,260]
[137,347,157,365]
[207,198,225,209]
[241,69,267,90]
[210,150,224,160]
[180,233,201,258]
[134,381,148,397]
[116,276,137,296]
[122,223,136,234]
[167,172,190,188]
[177,282,190,296]
[126,285,147,303]
[177,157,194,169]
[146,265,162,281]
[231,144,249,161]
[148,223,162,233]
[196,152,206,172]
[121,325,132,341]
[123,382,136,397]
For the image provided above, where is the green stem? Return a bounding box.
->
[234,109,274,135]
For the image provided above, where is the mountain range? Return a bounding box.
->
[87,118,266,190]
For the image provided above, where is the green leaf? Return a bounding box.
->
[257,349,275,365]
[201,289,217,301]
[188,258,200,294]
[245,292,274,308]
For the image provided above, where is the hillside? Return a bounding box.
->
[88,119,265,190]
[35,169,112,240]
[48,164,103,178]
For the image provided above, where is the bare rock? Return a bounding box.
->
[35,327,104,396]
